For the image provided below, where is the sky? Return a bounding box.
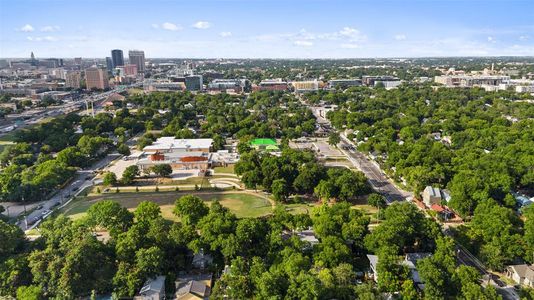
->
[1,0,533,58]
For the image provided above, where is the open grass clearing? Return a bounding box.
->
[60,191,273,221]
[213,165,235,174]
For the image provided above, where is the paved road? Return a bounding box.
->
[16,153,120,230]
[308,104,412,202]
[338,137,412,202]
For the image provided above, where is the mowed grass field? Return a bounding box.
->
[60,191,275,221]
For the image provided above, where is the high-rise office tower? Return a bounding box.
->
[128,50,145,73]
[106,57,113,73]
[111,49,124,68]
[85,67,109,90]
[66,71,81,89]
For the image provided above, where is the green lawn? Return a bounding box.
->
[213,165,235,174]
[60,191,273,221]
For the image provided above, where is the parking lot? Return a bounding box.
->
[289,138,344,158]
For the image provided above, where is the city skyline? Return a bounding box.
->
[1,0,534,58]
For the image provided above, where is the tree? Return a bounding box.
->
[271,178,289,202]
[368,193,387,209]
[293,163,326,194]
[173,195,209,226]
[134,201,161,224]
[86,200,133,237]
[0,255,32,295]
[103,172,117,186]
[121,165,140,185]
[117,144,131,156]
[135,246,164,278]
[364,202,439,254]
[313,236,351,268]
[16,285,43,300]
[314,180,336,202]
[56,146,86,167]
[328,132,341,147]
[0,220,25,259]
[151,164,172,177]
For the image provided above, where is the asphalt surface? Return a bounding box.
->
[17,153,121,230]
[338,137,412,202]
[308,104,412,203]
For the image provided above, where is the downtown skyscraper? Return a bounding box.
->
[111,49,124,68]
[128,50,145,73]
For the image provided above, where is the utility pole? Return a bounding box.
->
[22,195,28,230]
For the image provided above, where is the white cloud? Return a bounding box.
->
[314,27,367,42]
[220,31,232,37]
[293,40,313,47]
[40,25,60,32]
[27,36,59,42]
[487,36,496,43]
[340,43,359,49]
[394,34,407,41]
[193,21,211,29]
[19,24,34,32]
[339,27,359,38]
[519,35,528,41]
[161,22,182,31]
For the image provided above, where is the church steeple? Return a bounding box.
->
[31,52,35,60]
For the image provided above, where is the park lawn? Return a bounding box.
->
[283,203,316,214]
[213,165,235,174]
[60,191,273,221]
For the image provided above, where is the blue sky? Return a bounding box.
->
[1,0,533,58]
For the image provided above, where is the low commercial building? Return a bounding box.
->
[362,75,399,86]
[137,151,210,172]
[328,79,362,89]
[207,78,250,93]
[292,79,320,93]
[143,137,213,153]
[185,75,203,91]
[253,79,289,91]
[434,75,510,87]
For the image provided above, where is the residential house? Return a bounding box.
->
[367,254,379,282]
[175,273,212,300]
[422,186,442,206]
[367,252,431,289]
[192,249,213,270]
[402,253,432,290]
[282,228,320,250]
[134,275,166,300]
[505,264,534,288]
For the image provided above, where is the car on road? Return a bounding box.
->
[41,209,51,215]
[51,201,60,208]
[35,205,43,210]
